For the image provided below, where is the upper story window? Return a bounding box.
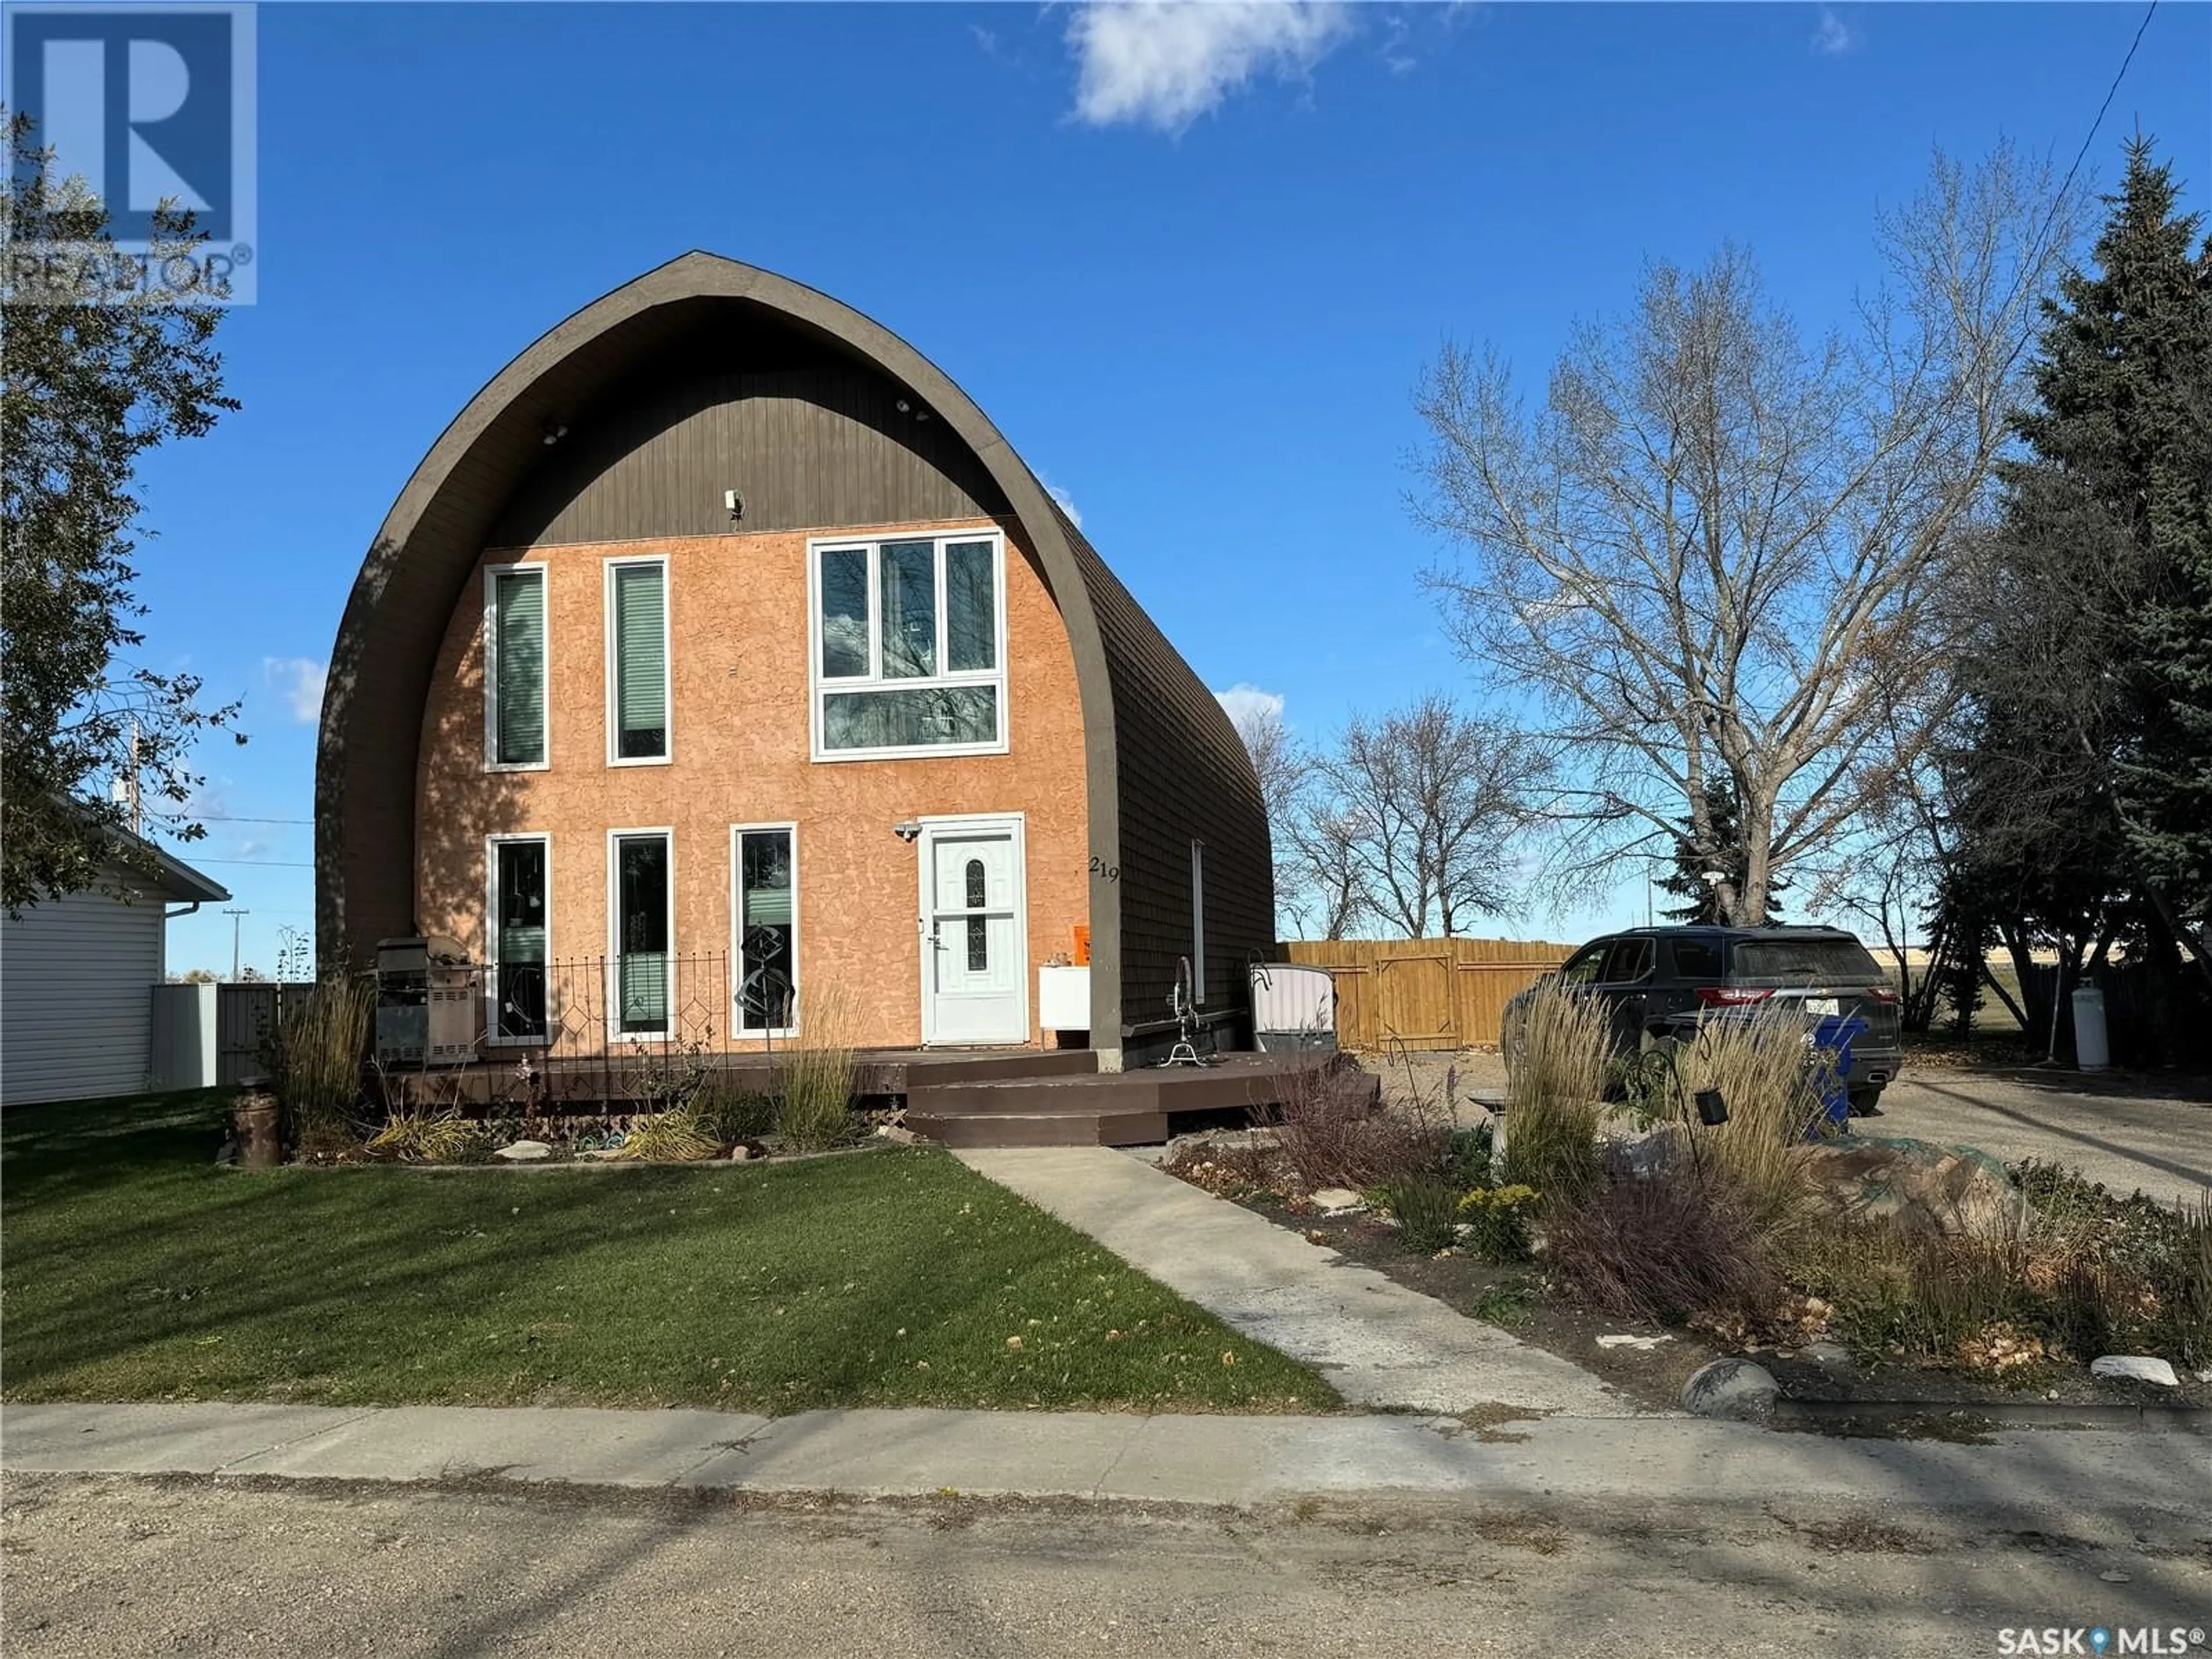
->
[485,565,548,770]
[810,531,1006,760]
[606,557,669,764]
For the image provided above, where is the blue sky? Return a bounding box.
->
[118,1,2210,975]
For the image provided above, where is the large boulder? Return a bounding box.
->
[1681,1358,1779,1422]
[1800,1135,2019,1238]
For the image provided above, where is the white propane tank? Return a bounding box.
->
[2071,984,2110,1073]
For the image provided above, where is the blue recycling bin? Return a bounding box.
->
[1807,1014,1868,1136]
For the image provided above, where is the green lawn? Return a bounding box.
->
[1,1092,1335,1415]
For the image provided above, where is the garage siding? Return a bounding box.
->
[0,884,164,1106]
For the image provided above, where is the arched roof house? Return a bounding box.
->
[315,252,1270,1070]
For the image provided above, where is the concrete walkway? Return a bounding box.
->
[956,1146,1636,1416]
[5,1402,2205,1535]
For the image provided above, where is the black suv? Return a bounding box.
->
[1502,925,1904,1115]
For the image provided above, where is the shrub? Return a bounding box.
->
[778,983,858,1150]
[1372,1173,1462,1253]
[364,1108,478,1164]
[1544,1168,1778,1328]
[1270,1062,1445,1191]
[263,977,374,1146]
[1458,1183,1540,1263]
[695,1081,777,1145]
[2153,1195,2212,1371]
[1501,985,1606,1205]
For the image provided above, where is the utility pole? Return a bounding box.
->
[222,908,250,981]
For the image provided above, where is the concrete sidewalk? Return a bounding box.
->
[5,1402,2206,1536]
[957,1145,1634,1416]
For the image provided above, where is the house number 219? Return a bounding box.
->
[1089,857,1120,882]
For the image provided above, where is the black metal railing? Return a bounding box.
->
[377,952,801,1113]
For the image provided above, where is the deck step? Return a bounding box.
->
[906,1110,1170,1149]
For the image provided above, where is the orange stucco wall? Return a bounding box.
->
[414,518,1089,1048]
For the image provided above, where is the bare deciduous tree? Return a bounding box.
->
[1315,695,1548,938]
[1411,147,2077,923]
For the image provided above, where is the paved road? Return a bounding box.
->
[6,1474,2207,1659]
[1876,1071,2210,1202]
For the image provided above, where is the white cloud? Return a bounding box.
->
[1041,476,1083,528]
[1810,6,1858,55]
[263,657,328,725]
[1069,2,1357,133]
[1214,683,1286,733]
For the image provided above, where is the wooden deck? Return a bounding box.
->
[391,1044,1355,1148]
[905,1051,1362,1148]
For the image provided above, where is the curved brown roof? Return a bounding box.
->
[315,252,1268,1055]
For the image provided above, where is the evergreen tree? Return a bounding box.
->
[1657,778,1786,925]
[1940,139,2212,1028]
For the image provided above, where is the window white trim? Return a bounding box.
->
[1191,839,1206,1006]
[483,561,551,773]
[484,832,552,1048]
[605,826,676,1040]
[729,821,800,1041]
[914,811,1029,1047]
[603,554,672,768]
[806,528,1010,763]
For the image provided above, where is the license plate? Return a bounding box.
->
[1806,997,1839,1016]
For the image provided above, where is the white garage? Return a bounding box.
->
[1,844,229,1108]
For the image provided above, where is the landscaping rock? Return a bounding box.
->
[1309,1188,1366,1215]
[1602,1127,1684,1180]
[1681,1358,1779,1423]
[1596,1334,1671,1352]
[1799,1135,2018,1238]
[1799,1341,1856,1372]
[2090,1355,2180,1388]
[727,1145,752,1162]
[874,1125,920,1146]
[493,1139,552,1162]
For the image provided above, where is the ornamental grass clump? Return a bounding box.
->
[1268,1062,1443,1192]
[778,982,858,1150]
[1501,983,1607,1206]
[1662,1006,1821,1231]
[612,1107,722,1162]
[365,1107,478,1164]
[263,976,374,1147]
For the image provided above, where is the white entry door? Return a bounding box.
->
[920,817,1027,1046]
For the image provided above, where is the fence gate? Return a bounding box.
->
[1279,938,1574,1050]
[215,982,315,1085]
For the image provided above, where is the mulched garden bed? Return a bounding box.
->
[1160,1132,2212,1429]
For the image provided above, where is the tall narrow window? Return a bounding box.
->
[1190,840,1206,1005]
[964,857,989,971]
[612,833,671,1034]
[608,559,668,762]
[736,827,796,1035]
[490,837,548,1041]
[812,533,1006,757]
[487,566,547,767]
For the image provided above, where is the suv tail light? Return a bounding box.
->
[1866,986,1899,1005]
[1697,986,1774,1006]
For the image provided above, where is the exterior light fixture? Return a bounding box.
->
[1695,1087,1729,1127]
[892,820,922,843]
[541,423,568,446]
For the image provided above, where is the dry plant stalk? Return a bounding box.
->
[1665,1007,1820,1229]
[779,981,859,1150]
[266,976,375,1140]
[1502,983,1608,1201]
[365,1107,475,1164]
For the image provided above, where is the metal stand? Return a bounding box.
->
[1165,956,1203,1066]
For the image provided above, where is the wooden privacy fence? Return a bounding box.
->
[1280,937,1575,1051]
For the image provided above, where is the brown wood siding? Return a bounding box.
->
[491,365,1008,549]
[1059,514,1273,1037]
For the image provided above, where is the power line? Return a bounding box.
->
[2036,0,2158,266]
[187,857,315,868]
[193,815,312,826]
